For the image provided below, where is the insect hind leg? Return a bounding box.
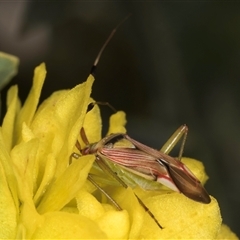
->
[88,174,122,211]
[160,124,188,161]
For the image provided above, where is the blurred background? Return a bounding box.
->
[0,1,239,236]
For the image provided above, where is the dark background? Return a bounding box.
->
[0,2,239,236]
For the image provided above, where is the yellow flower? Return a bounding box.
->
[0,62,238,239]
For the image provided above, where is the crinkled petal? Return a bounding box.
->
[138,192,221,239]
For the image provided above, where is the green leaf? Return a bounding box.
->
[0,52,19,91]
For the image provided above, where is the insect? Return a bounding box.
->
[72,16,211,229]
[73,120,210,229]
[81,123,210,204]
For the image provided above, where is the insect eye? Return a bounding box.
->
[105,143,114,148]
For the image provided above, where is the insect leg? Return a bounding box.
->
[69,152,80,164]
[135,195,163,229]
[69,130,85,164]
[80,127,90,145]
[87,174,122,211]
[160,124,188,161]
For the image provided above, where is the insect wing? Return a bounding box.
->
[122,134,211,204]
[101,147,181,188]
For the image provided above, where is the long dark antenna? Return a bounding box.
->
[90,14,131,75]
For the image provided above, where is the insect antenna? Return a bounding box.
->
[90,13,131,76]
[87,14,130,115]
[87,101,117,114]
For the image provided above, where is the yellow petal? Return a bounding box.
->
[30,75,94,181]
[77,186,136,238]
[61,206,79,214]
[77,101,102,148]
[107,111,127,135]
[15,63,46,144]
[17,201,42,239]
[76,190,105,220]
[32,211,107,239]
[216,224,238,239]
[139,193,221,239]
[10,138,39,204]
[0,129,19,214]
[33,153,57,206]
[182,157,209,185]
[97,209,130,239]
[109,186,145,239]
[82,101,102,141]
[37,155,95,214]
[2,85,21,151]
[0,152,17,238]
[21,122,36,142]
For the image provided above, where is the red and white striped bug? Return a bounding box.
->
[72,122,210,229]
